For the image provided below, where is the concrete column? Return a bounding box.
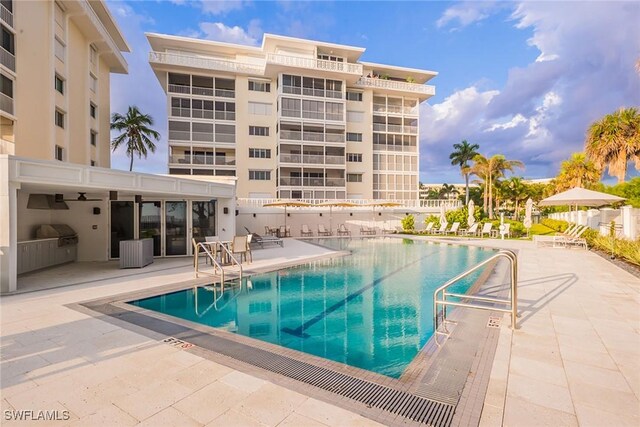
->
[0,156,18,293]
[586,209,600,229]
[217,197,237,241]
[621,205,636,239]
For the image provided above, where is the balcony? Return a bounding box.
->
[0,46,15,72]
[372,123,418,134]
[279,154,345,165]
[355,77,435,96]
[279,130,345,143]
[0,92,14,116]
[149,51,264,75]
[279,177,346,187]
[373,103,418,115]
[169,155,236,166]
[266,53,362,75]
[0,3,12,28]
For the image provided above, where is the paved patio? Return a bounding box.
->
[1,237,639,426]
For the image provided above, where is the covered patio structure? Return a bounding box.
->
[0,155,236,294]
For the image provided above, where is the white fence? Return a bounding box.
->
[548,206,640,239]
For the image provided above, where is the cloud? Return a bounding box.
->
[422,1,640,183]
[436,1,502,29]
[200,0,250,15]
[196,20,262,45]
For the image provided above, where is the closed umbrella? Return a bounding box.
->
[523,198,533,230]
[439,203,448,228]
[467,199,476,228]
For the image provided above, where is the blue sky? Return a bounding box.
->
[108,0,640,184]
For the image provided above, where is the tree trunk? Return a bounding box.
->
[515,200,519,220]
[464,173,470,205]
[129,152,134,171]
[488,174,493,219]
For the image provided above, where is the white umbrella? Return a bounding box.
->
[523,198,533,229]
[467,199,475,228]
[538,187,625,207]
[439,203,448,227]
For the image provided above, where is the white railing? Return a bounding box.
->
[168,84,191,94]
[149,51,264,74]
[266,53,363,75]
[0,3,12,28]
[237,198,462,209]
[0,46,15,72]
[279,154,345,165]
[373,104,418,115]
[355,77,435,96]
[1,92,14,116]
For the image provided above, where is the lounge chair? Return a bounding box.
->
[459,222,479,237]
[382,223,395,234]
[480,223,493,238]
[446,222,460,235]
[244,227,284,248]
[360,225,376,235]
[431,223,448,235]
[337,224,351,236]
[556,226,588,249]
[318,224,332,236]
[300,224,314,237]
[424,222,434,233]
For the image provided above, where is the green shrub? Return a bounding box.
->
[487,219,526,238]
[425,214,441,229]
[540,218,570,232]
[401,214,415,231]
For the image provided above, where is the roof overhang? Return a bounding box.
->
[359,61,438,83]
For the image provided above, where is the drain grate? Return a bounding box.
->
[487,316,502,328]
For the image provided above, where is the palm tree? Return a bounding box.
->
[470,154,524,218]
[449,140,480,204]
[111,106,161,171]
[585,107,640,183]
[502,177,528,220]
[554,152,601,192]
[439,183,459,199]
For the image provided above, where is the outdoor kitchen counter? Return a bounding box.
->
[17,239,78,275]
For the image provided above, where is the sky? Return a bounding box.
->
[107,0,640,184]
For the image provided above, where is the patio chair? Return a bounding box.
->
[192,238,208,267]
[382,223,395,234]
[459,222,479,237]
[337,224,351,236]
[446,222,460,235]
[300,224,314,237]
[278,225,291,238]
[231,235,250,263]
[502,223,511,238]
[424,222,434,233]
[318,224,332,236]
[480,223,493,238]
[432,223,448,235]
[360,225,376,235]
[264,226,276,236]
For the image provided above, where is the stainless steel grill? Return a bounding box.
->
[35,224,78,247]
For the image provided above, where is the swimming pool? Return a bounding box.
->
[130,238,494,378]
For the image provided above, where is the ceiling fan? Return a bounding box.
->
[55,192,103,202]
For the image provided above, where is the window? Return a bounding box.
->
[54,37,65,62]
[347,153,363,162]
[55,145,64,161]
[54,74,64,94]
[346,91,363,102]
[249,170,271,180]
[325,102,343,121]
[281,98,301,118]
[248,80,270,92]
[89,44,97,65]
[249,148,271,159]
[90,160,96,167]
[1,26,15,55]
[214,101,235,120]
[249,126,269,136]
[347,173,363,183]
[248,101,272,116]
[89,73,97,92]
[0,74,13,98]
[54,1,65,30]
[90,103,96,118]
[302,99,324,120]
[347,111,364,123]
[282,74,301,94]
[55,110,65,128]
[325,80,343,99]
[90,130,97,146]
[347,132,362,142]
[317,54,344,62]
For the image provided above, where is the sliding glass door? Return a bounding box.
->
[110,201,134,259]
[192,200,217,243]
[139,201,162,256]
[165,201,187,256]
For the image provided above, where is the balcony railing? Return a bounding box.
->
[372,123,418,134]
[237,197,462,209]
[355,77,435,96]
[279,154,346,165]
[150,51,264,74]
[170,155,236,166]
[266,53,362,75]
[373,144,417,152]
[279,130,345,143]
[0,46,15,72]
[279,177,346,187]
[0,92,14,116]
[0,3,13,28]
[373,103,419,115]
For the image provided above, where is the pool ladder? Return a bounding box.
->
[433,249,518,343]
[194,242,243,286]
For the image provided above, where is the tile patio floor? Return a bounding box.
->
[1,238,639,426]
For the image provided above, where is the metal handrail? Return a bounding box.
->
[217,242,244,283]
[433,249,518,340]
[194,242,226,283]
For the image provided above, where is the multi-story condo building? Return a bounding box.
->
[0,0,129,167]
[147,33,436,202]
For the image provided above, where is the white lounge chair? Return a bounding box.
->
[432,223,448,235]
[360,225,376,235]
[337,224,351,236]
[446,222,460,235]
[424,222,434,233]
[480,223,493,238]
[460,222,479,236]
[318,224,332,236]
[300,224,314,237]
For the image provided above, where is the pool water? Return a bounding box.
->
[130,238,493,378]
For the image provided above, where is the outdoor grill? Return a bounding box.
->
[35,224,79,247]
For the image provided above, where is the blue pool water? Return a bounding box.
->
[130,238,493,378]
